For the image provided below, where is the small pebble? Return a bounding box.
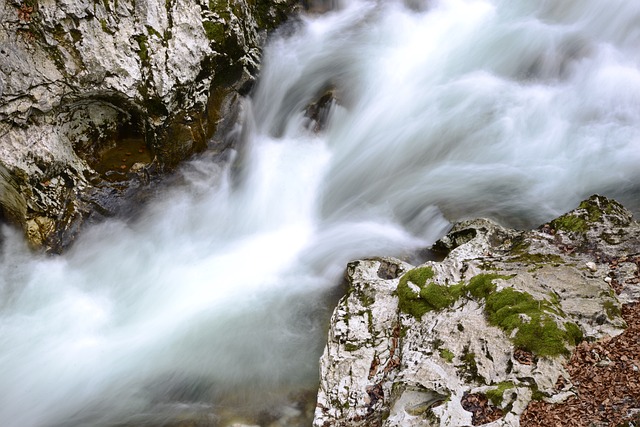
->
[586,262,597,272]
[604,277,612,283]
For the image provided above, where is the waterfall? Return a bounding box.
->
[1,0,640,425]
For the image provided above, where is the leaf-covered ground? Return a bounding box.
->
[521,302,640,427]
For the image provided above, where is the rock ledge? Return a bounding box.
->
[314,195,640,427]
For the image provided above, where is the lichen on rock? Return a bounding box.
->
[314,195,639,427]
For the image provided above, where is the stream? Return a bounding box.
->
[1,0,640,426]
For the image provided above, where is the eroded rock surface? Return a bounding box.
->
[0,0,296,251]
[315,195,640,427]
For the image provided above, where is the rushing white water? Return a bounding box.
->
[2,0,640,425]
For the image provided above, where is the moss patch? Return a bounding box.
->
[510,237,531,255]
[485,288,582,356]
[99,18,112,34]
[486,381,515,406]
[459,346,483,383]
[396,269,581,356]
[440,348,455,363]
[396,266,434,319]
[603,300,621,320]
[549,195,626,233]
[134,34,149,64]
[578,198,603,223]
[398,271,509,318]
[146,24,162,38]
[550,214,589,233]
[344,342,360,352]
[397,267,466,318]
[421,282,465,310]
[466,274,502,299]
[203,20,225,42]
[400,266,435,288]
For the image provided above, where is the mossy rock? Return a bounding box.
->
[484,288,582,356]
[398,269,582,356]
[396,266,465,318]
[465,273,506,299]
[439,348,455,363]
[486,381,515,407]
[397,272,510,319]
[550,195,632,233]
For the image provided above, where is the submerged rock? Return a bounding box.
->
[314,195,639,427]
[0,0,296,251]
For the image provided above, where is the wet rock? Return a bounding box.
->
[304,90,337,132]
[0,0,298,251]
[314,196,638,427]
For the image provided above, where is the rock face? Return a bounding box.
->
[0,0,296,251]
[314,195,640,427]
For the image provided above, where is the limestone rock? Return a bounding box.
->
[0,0,297,251]
[314,195,638,427]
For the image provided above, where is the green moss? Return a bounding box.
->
[203,20,225,42]
[439,348,455,363]
[397,270,580,357]
[548,195,626,232]
[529,383,547,401]
[510,237,531,255]
[564,322,584,343]
[485,288,581,356]
[486,381,515,406]
[398,271,511,318]
[397,267,467,318]
[466,274,505,299]
[578,199,602,222]
[603,300,622,320]
[100,18,111,34]
[550,214,588,233]
[359,291,375,307]
[134,34,149,63]
[420,282,465,310]
[459,346,483,383]
[146,25,162,38]
[396,267,435,318]
[400,266,435,288]
[344,342,360,352]
[366,310,374,335]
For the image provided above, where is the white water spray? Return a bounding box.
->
[1,0,640,425]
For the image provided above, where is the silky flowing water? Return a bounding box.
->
[2,0,640,426]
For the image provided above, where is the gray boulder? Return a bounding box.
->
[315,195,639,426]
